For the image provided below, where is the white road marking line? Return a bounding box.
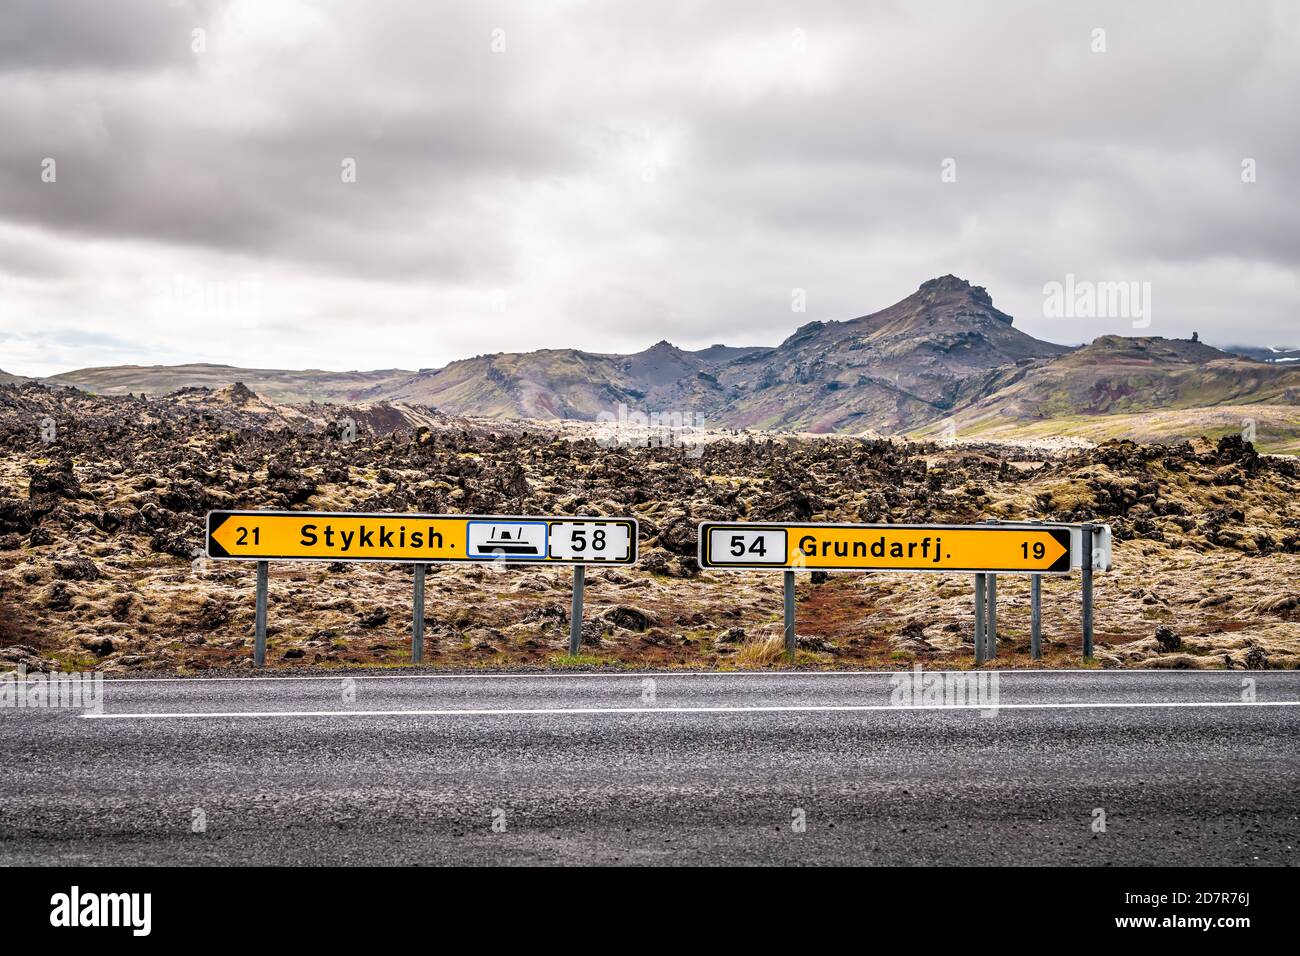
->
[81,700,1300,720]
[62,669,1294,684]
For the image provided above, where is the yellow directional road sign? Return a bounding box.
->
[206,511,637,566]
[698,522,1075,574]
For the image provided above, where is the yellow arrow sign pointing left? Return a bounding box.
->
[209,511,465,561]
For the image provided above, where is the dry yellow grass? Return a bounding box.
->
[733,634,787,668]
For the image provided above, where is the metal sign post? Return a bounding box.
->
[207,511,638,664]
[254,560,268,667]
[1030,575,1042,660]
[1081,523,1095,659]
[974,574,986,666]
[986,574,998,659]
[569,565,585,656]
[412,564,426,664]
[981,519,997,661]
[783,570,796,662]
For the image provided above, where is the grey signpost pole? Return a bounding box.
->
[974,573,986,666]
[783,570,796,662]
[412,563,426,664]
[981,519,998,661]
[986,574,998,659]
[1030,575,1042,660]
[569,565,585,656]
[254,560,268,667]
[1081,523,1095,659]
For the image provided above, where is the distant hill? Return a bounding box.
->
[369,341,772,419]
[45,363,412,404]
[0,378,441,436]
[909,335,1300,453]
[961,335,1298,416]
[1220,344,1300,364]
[22,275,1300,450]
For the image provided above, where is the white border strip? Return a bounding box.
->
[81,700,1300,720]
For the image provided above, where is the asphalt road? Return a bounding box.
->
[2,670,1297,865]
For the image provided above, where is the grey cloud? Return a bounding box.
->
[0,0,220,72]
[0,0,1297,377]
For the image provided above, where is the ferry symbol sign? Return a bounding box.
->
[466,520,548,559]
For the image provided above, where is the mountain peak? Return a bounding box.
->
[917,274,996,309]
[628,339,689,362]
[841,275,1016,333]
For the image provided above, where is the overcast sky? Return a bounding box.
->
[1,0,1297,376]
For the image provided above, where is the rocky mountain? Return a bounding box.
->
[34,276,1064,431]
[20,275,1300,448]
[702,275,1069,431]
